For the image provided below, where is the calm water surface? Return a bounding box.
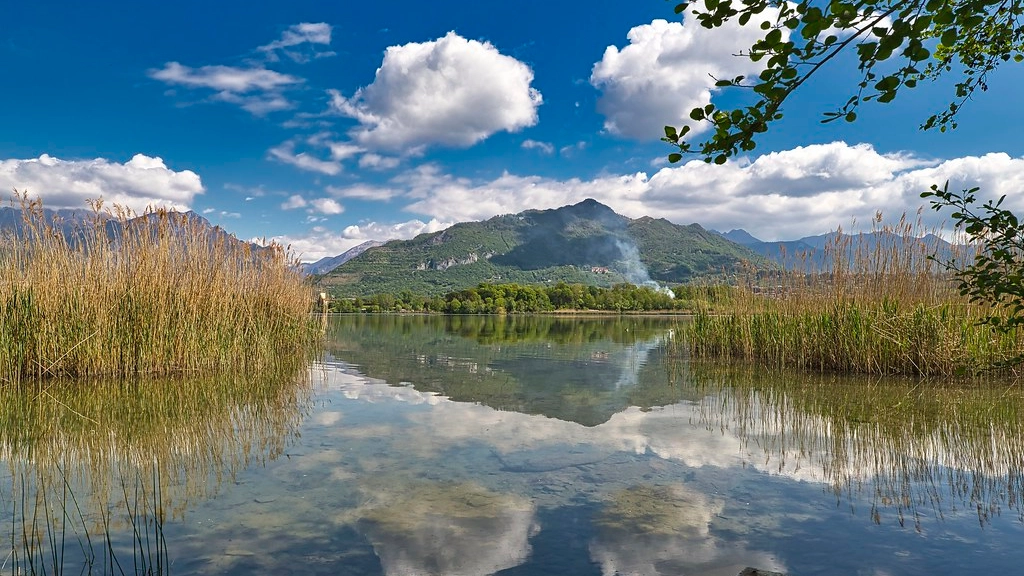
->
[4,314,1024,575]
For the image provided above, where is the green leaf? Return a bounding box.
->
[668,153,683,163]
[875,75,900,91]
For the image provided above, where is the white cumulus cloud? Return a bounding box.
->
[329,32,542,152]
[311,198,345,215]
[271,217,450,262]
[281,194,345,216]
[353,143,1024,241]
[0,154,203,213]
[281,194,308,210]
[591,14,783,140]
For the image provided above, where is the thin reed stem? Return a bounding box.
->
[0,192,323,382]
[673,213,1023,378]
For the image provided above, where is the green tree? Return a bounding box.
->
[663,0,1024,164]
[548,282,577,309]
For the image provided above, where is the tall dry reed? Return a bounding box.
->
[675,211,1023,377]
[0,192,322,382]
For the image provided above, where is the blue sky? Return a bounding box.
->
[3,0,1024,261]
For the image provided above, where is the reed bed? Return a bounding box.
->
[681,362,1024,526]
[0,193,322,382]
[674,212,1024,377]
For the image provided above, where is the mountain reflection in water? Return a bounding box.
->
[2,314,1023,575]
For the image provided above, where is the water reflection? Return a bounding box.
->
[317,314,1024,574]
[328,315,1024,530]
[5,314,1024,574]
[314,355,786,574]
[681,362,1024,527]
[326,314,691,426]
[0,367,312,572]
[591,485,782,576]
[352,480,538,575]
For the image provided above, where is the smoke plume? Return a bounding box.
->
[613,239,675,297]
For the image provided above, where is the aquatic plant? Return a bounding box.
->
[681,362,1024,528]
[0,192,322,382]
[0,364,312,574]
[673,213,1023,377]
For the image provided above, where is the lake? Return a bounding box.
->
[4,314,1024,575]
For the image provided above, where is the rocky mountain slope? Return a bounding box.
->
[319,199,771,297]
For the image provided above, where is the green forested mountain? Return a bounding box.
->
[320,199,770,296]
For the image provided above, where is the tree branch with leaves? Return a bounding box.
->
[664,0,1024,164]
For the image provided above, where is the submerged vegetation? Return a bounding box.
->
[1,362,313,573]
[0,193,322,382]
[673,214,1024,377]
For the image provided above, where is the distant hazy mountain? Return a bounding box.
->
[303,240,384,275]
[0,205,261,255]
[714,228,966,270]
[320,199,771,297]
[0,206,106,239]
[718,229,762,246]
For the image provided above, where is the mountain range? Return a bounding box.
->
[0,206,101,238]
[302,240,384,275]
[717,227,964,270]
[0,205,257,255]
[318,199,771,297]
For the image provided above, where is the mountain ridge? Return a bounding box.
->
[319,199,771,296]
[0,205,264,256]
[303,240,384,275]
[712,228,966,269]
